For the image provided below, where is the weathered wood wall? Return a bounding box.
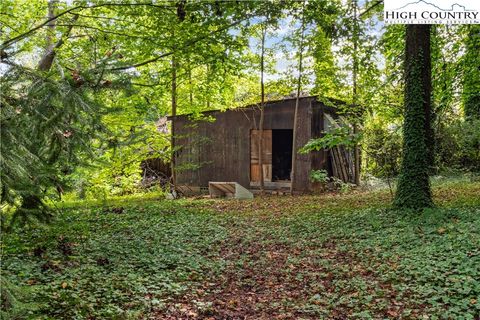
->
[173,97,329,192]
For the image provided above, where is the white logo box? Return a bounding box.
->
[384,0,480,24]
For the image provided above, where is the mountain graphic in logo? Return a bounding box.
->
[394,0,475,11]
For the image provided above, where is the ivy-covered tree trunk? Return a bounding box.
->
[463,25,480,120]
[394,25,433,209]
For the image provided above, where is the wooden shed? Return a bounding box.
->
[169,96,353,193]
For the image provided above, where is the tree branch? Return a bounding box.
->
[109,13,255,71]
[343,0,383,20]
[38,16,79,71]
[56,24,157,40]
[359,0,383,18]
[66,12,168,31]
[1,2,174,50]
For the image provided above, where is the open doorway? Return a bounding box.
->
[250,129,292,184]
[272,129,292,181]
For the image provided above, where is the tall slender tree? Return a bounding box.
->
[258,23,267,193]
[170,55,178,190]
[290,2,307,193]
[463,25,480,120]
[351,0,360,186]
[394,25,433,209]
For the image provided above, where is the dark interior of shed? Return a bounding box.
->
[272,129,293,181]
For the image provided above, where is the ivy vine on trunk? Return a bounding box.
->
[394,25,433,209]
[463,25,480,120]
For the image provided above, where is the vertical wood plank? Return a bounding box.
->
[251,129,272,182]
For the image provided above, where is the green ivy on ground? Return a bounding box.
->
[1,181,479,319]
[1,202,229,319]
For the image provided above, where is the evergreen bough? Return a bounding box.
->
[1,65,102,228]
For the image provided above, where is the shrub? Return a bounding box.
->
[436,119,480,172]
[363,122,403,179]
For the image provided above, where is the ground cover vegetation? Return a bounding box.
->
[2,179,479,319]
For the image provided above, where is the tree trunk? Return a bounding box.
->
[37,0,78,72]
[258,24,267,193]
[37,0,78,71]
[189,61,193,106]
[37,0,56,71]
[170,56,177,190]
[463,25,480,120]
[206,64,211,109]
[290,5,306,193]
[352,0,361,186]
[394,24,433,209]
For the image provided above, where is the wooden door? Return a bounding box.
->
[250,130,272,182]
